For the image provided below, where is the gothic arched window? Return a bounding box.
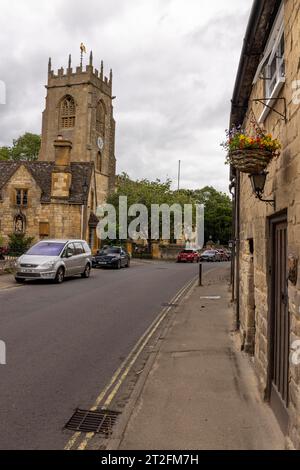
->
[60,95,76,129]
[96,101,106,136]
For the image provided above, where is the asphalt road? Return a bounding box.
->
[0,260,215,449]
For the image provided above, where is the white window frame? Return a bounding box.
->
[265,23,285,97]
[253,3,285,123]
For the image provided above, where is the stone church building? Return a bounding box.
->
[0,51,116,251]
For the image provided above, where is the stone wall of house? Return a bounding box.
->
[238,0,300,448]
[0,165,82,245]
[239,243,256,355]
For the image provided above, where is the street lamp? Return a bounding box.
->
[82,178,89,196]
[248,171,275,208]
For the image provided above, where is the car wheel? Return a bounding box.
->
[125,259,130,268]
[81,264,91,278]
[15,277,25,284]
[55,267,65,284]
[116,260,121,269]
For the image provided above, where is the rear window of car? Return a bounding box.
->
[26,242,65,256]
[181,250,194,253]
[203,250,215,255]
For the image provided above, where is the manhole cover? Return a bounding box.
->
[65,408,120,435]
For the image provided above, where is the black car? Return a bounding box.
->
[92,246,130,269]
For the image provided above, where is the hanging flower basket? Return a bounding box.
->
[228,148,274,174]
[221,125,281,174]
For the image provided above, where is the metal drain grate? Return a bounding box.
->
[161,302,179,308]
[65,408,120,435]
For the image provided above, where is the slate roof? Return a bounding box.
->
[0,161,93,204]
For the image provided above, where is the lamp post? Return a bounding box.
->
[82,178,89,198]
[248,171,275,208]
[81,178,89,240]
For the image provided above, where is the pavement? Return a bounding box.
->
[107,265,285,450]
[0,273,21,290]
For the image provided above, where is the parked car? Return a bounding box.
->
[92,246,130,269]
[215,249,230,261]
[177,249,199,263]
[200,249,220,262]
[14,239,92,284]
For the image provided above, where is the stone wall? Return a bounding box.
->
[238,0,300,448]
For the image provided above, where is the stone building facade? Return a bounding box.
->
[230,0,300,449]
[0,52,116,252]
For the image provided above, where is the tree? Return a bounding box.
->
[7,233,35,257]
[0,146,11,160]
[189,186,232,245]
[105,174,232,246]
[0,132,41,161]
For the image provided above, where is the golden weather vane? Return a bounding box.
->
[80,43,87,67]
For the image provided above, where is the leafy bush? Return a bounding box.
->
[7,233,35,257]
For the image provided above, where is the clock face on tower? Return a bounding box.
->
[97,136,104,151]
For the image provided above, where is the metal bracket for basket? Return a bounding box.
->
[251,97,287,122]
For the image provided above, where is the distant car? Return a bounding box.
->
[92,246,130,269]
[200,250,220,262]
[215,249,229,261]
[14,239,92,284]
[177,249,199,263]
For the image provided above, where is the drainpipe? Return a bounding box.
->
[229,177,236,302]
[235,170,241,330]
[81,205,84,239]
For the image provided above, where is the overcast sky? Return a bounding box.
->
[0,0,252,192]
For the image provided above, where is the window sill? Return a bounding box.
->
[258,78,285,124]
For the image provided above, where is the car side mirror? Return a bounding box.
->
[66,250,73,258]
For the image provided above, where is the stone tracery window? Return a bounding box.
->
[96,100,105,136]
[60,95,76,129]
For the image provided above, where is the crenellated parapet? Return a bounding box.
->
[47,52,113,97]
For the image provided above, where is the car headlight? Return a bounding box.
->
[40,261,56,269]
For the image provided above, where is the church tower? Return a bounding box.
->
[39,51,116,202]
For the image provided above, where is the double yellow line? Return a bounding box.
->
[64,275,197,451]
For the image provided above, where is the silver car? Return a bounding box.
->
[15,239,92,284]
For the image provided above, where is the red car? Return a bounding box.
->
[177,249,199,263]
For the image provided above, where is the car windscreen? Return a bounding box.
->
[99,248,121,255]
[203,251,215,255]
[26,242,65,256]
[182,250,194,253]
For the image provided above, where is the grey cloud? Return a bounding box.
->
[0,0,252,193]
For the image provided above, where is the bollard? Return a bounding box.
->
[198,263,203,287]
